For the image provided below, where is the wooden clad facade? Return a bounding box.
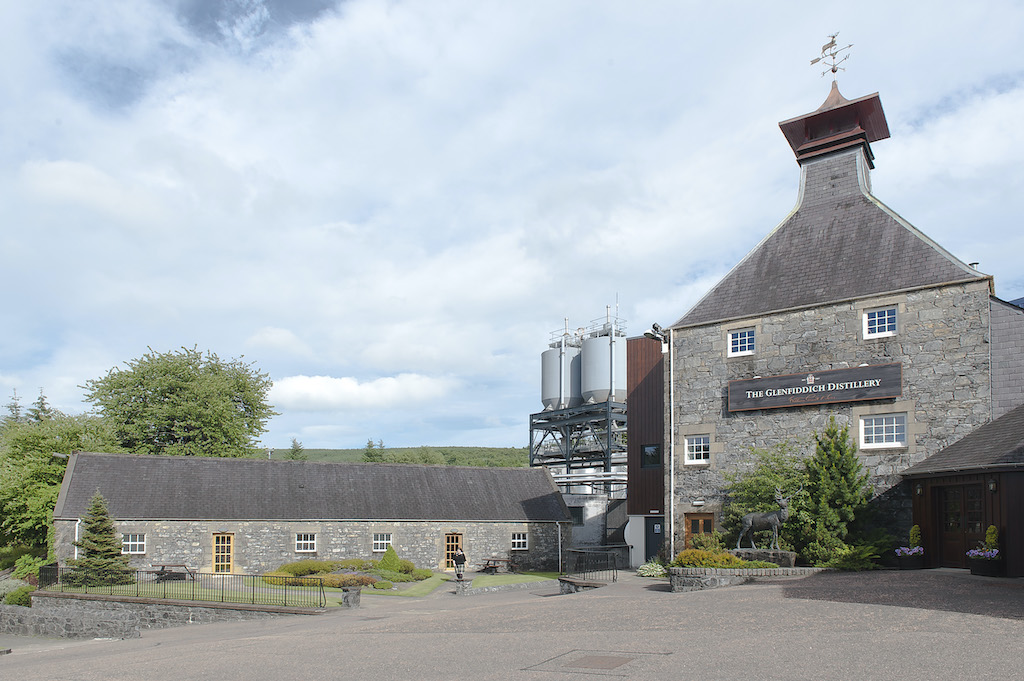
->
[626,337,665,517]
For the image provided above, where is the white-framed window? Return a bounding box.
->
[728,328,755,356]
[685,435,711,464]
[511,532,528,551]
[295,533,316,553]
[121,533,146,555]
[861,413,907,448]
[372,533,392,553]
[864,306,897,338]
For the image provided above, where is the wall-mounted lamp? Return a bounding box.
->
[692,498,705,507]
[988,478,997,493]
[644,323,669,354]
[914,483,923,497]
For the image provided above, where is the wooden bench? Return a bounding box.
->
[480,558,512,574]
[150,564,197,581]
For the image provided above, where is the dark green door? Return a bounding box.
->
[644,516,664,561]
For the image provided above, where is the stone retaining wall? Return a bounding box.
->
[669,566,828,592]
[0,592,327,640]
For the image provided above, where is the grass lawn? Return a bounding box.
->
[353,572,451,598]
[468,571,559,588]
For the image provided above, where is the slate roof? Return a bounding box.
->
[673,89,988,329]
[902,402,1024,476]
[1011,296,1024,309]
[53,452,570,523]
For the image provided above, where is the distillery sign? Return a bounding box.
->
[728,363,902,412]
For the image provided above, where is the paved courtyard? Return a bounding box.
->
[2,569,1023,680]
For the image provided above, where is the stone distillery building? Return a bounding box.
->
[659,81,1024,574]
[53,452,571,574]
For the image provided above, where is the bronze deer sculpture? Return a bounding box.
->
[735,487,794,551]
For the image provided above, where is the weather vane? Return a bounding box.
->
[810,33,853,80]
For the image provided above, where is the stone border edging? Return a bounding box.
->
[670,566,829,577]
[668,566,829,593]
[454,579,554,596]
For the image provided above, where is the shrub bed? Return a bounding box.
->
[671,549,777,569]
[276,559,339,577]
[0,578,30,601]
[3,584,35,607]
[320,573,377,588]
[270,550,434,591]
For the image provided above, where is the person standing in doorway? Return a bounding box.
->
[453,547,467,581]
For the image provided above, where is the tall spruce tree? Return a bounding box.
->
[805,416,871,542]
[69,491,134,585]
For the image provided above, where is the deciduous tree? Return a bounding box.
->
[0,408,122,546]
[83,347,277,457]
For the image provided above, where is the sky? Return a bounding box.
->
[2,1,1023,451]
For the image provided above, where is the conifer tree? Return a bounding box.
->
[69,491,134,585]
[26,389,55,422]
[804,416,871,542]
[285,437,308,460]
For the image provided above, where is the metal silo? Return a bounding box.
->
[541,321,582,410]
[580,314,627,404]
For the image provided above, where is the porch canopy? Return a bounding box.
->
[902,403,1024,576]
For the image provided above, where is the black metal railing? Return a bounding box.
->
[38,566,326,608]
[564,549,618,583]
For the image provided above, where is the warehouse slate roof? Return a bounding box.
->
[53,452,570,522]
[902,402,1024,476]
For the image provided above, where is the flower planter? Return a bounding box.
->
[969,558,1002,577]
[897,554,925,570]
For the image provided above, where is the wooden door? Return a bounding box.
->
[444,533,463,569]
[684,513,714,548]
[939,485,984,568]
[213,533,234,573]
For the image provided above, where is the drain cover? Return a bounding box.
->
[525,649,672,676]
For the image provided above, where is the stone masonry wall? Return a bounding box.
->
[54,518,569,575]
[0,593,303,640]
[990,297,1024,419]
[668,279,993,547]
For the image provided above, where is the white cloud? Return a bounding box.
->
[2,0,1023,447]
[271,373,459,411]
[244,327,312,358]
[19,160,162,225]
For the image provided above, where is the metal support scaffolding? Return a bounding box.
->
[529,400,627,492]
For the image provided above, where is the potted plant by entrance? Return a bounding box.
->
[967,525,1002,577]
[895,525,925,569]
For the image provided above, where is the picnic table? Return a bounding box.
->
[480,558,512,574]
[148,564,197,581]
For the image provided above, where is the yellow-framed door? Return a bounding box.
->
[213,533,234,573]
[444,532,463,569]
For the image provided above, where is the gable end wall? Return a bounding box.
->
[668,280,992,545]
[990,298,1024,419]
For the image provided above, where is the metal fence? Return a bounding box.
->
[38,566,326,609]
[563,549,618,583]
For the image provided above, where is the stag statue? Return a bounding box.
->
[735,487,794,551]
